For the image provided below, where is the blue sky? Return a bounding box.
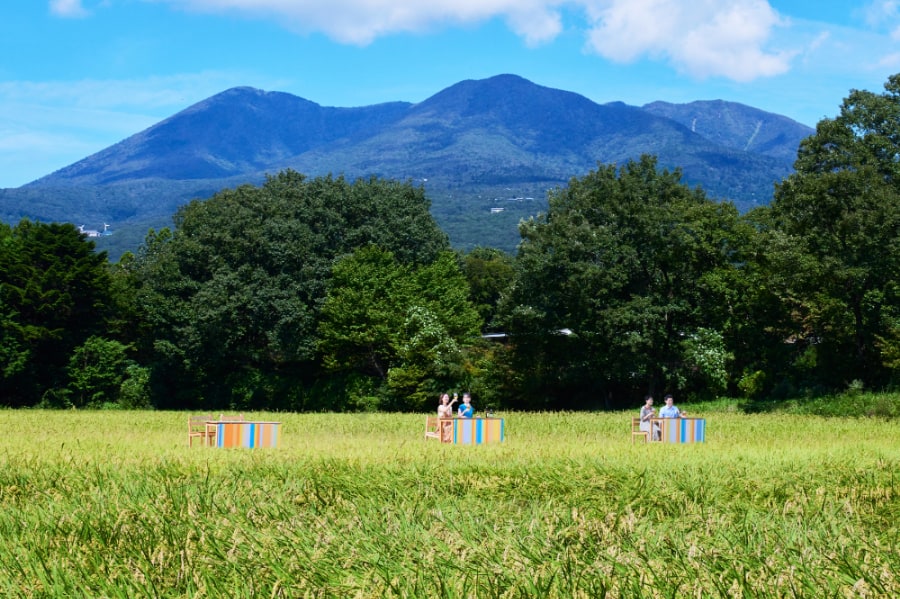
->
[1,0,899,188]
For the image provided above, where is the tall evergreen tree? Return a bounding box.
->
[0,220,112,406]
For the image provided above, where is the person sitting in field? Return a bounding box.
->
[658,394,685,418]
[640,395,660,440]
[437,393,456,418]
[457,393,474,418]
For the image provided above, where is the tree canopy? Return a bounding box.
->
[0,221,113,406]
[770,75,900,390]
[498,155,747,407]
[318,246,481,410]
[129,171,452,409]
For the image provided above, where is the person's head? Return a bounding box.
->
[644,395,653,406]
[664,394,674,406]
[440,393,450,404]
[462,392,471,404]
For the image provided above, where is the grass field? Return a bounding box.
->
[0,410,897,597]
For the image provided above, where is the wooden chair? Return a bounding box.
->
[188,414,216,447]
[631,417,649,444]
[425,416,441,440]
[425,416,455,443]
[218,413,245,422]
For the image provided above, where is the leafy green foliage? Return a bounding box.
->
[318,247,482,410]
[5,75,900,410]
[769,73,900,391]
[499,155,749,407]
[679,327,732,396]
[0,220,113,406]
[130,171,452,409]
[459,246,515,330]
[66,336,130,408]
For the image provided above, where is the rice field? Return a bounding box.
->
[0,410,897,598]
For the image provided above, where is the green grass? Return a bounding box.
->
[680,391,900,420]
[0,411,897,597]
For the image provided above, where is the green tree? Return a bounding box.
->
[499,156,748,407]
[679,327,732,396]
[460,247,515,331]
[318,247,481,410]
[0,220,113,406]
[0,296,29,384]
[66,336,130,408]
[118,363,152,409]
[131,171,451,409]
[700,206,805,399]
[770,74,900,391]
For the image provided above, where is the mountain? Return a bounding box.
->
[641,99,814,163]
[1,74,814,258]
[33,87,412,185]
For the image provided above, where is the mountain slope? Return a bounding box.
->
[33,87,411,185]
[642,99,812,163]
[5,74,815,258]
[264,75,803,205]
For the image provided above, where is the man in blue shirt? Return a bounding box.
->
[457,393,474,418]
[658,394,684,418]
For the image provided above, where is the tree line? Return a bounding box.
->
[1,76,898,411]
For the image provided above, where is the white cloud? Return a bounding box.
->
[862,0,900,42]
[583,0,790,80]
[151,0,795,81]
[155,0,565,45]
[864,0,900,27]
[49,0,89,18]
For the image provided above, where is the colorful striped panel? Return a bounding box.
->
[658,418,705,443]
[452,418,505,444]
[213,422,281,448]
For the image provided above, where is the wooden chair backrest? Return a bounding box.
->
[188,414,214,446]
[218,413,245,422]
[189,414,213,429]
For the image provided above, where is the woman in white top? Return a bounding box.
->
[437,393,456,417]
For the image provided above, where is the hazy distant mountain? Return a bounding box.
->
[641,99,814,163]
[2,74,814,257]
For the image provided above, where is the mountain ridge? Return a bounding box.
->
[3,74,814,257]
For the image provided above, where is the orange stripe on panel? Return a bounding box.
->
[226,423,240,447]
